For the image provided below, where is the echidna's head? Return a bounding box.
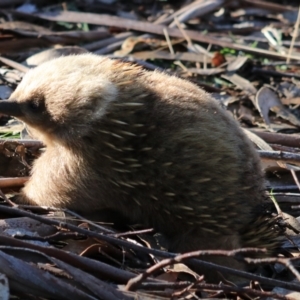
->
[0,54,118,144]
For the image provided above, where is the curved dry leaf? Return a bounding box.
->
[256,86,300,127]
[115,36,146,56]
[256,86,282,125]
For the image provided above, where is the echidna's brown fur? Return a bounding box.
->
[2,54,275,280]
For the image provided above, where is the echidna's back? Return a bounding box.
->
[89,64,266,241]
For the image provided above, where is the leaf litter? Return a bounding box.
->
[0,0,300,299]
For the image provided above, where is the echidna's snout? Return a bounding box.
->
[0,99,23,117]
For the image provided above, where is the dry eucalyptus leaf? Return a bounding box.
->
[156,271,178,282]
[256,86,284,126]
[115,36,147,56]
[169,263,202,280]
[243,129,272,151]
[226,56,248,72]
[256,86,300,127]
[222,73,257,95]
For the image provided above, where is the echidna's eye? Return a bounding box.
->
[28,100,41,111]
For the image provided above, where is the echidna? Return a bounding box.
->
[0,54,277,280]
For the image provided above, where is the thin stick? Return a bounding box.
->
[287,5,300,63]
[163,28,174,55]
